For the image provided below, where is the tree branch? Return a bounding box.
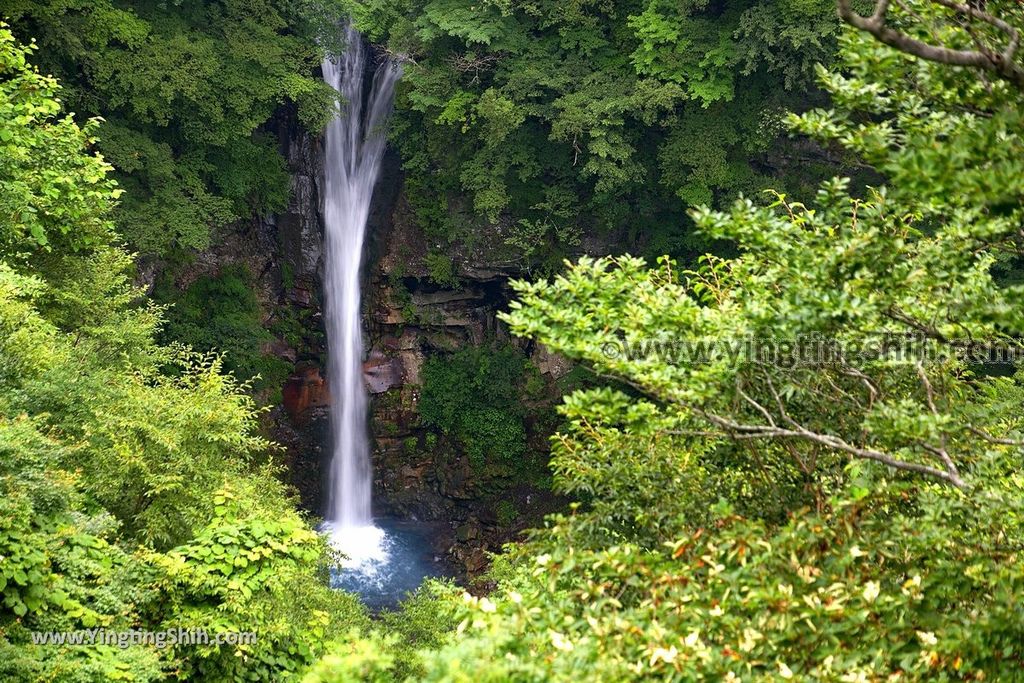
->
[837,0,1024,88]
[698,408,967,488]
[591,364,968,488]
[968,424,1024,446]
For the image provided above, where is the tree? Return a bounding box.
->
[306,15,1024,682]
[837,0,1024,88]
[347,0,840,269]
[5,0,343,254]
[0,26,364,680]
[502,19,1024,498]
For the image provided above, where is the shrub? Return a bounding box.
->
[154,265,291,399]
[419,345,529,469]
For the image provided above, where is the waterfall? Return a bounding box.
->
[321,26,400,568]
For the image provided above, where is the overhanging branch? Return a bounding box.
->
[837,0,1024,88]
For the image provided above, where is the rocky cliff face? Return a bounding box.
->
[263,107,332,514]
[361,183,570,576]
[266,117,571,576]
[164,96,569,579]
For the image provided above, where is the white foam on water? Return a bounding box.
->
[323,518,442,609]
[323,522,392,581]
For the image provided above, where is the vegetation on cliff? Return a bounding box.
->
[5,0,343,255]
[3,0,1024,680]
[347,0,841,268]
[3,0,351,400]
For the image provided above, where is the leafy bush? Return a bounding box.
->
[154,265,292,401]
[148,485,372,681]
[300,581,461,682]
[376,582,461,680]
[419,345,530,469]
[424,251,459,288]
[413,467,1024,680]
[493,500,518,527]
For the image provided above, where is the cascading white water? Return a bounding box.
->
[321,25,400,573]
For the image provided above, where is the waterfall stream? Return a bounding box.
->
[321,26,400,579]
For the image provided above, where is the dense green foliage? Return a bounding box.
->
[153,265,292,399]
[420,344,531,468]
[347,0,839,267]
[303,582,461,682]
[7,0,1024,679]
[401,468,1024,680]
[5,0,341,254]
[304,9,1024,683]
[0,27,370,681]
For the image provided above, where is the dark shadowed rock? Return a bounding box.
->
[282,365,331,424]
[363,350,403,393]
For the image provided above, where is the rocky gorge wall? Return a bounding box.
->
[165,98,574,579]
[361,173,575,576]
[137,82,578,578]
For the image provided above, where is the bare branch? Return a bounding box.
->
[887,306,951,344]
[448,52,499,84]
[737,378,777,427]
[763,374,799,428]
[917,363,939,415]
[968,425,1024,446]
[931,0,1021,61]
[840,364,881,405]
[905,363,962,483]
[592,365,967,488]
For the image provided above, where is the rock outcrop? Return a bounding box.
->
[168,95,571,579]
[359,180,576,578]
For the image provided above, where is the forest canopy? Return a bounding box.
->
[346,0,840,268]
[3,0,1024,680]
[5,0,343,254]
